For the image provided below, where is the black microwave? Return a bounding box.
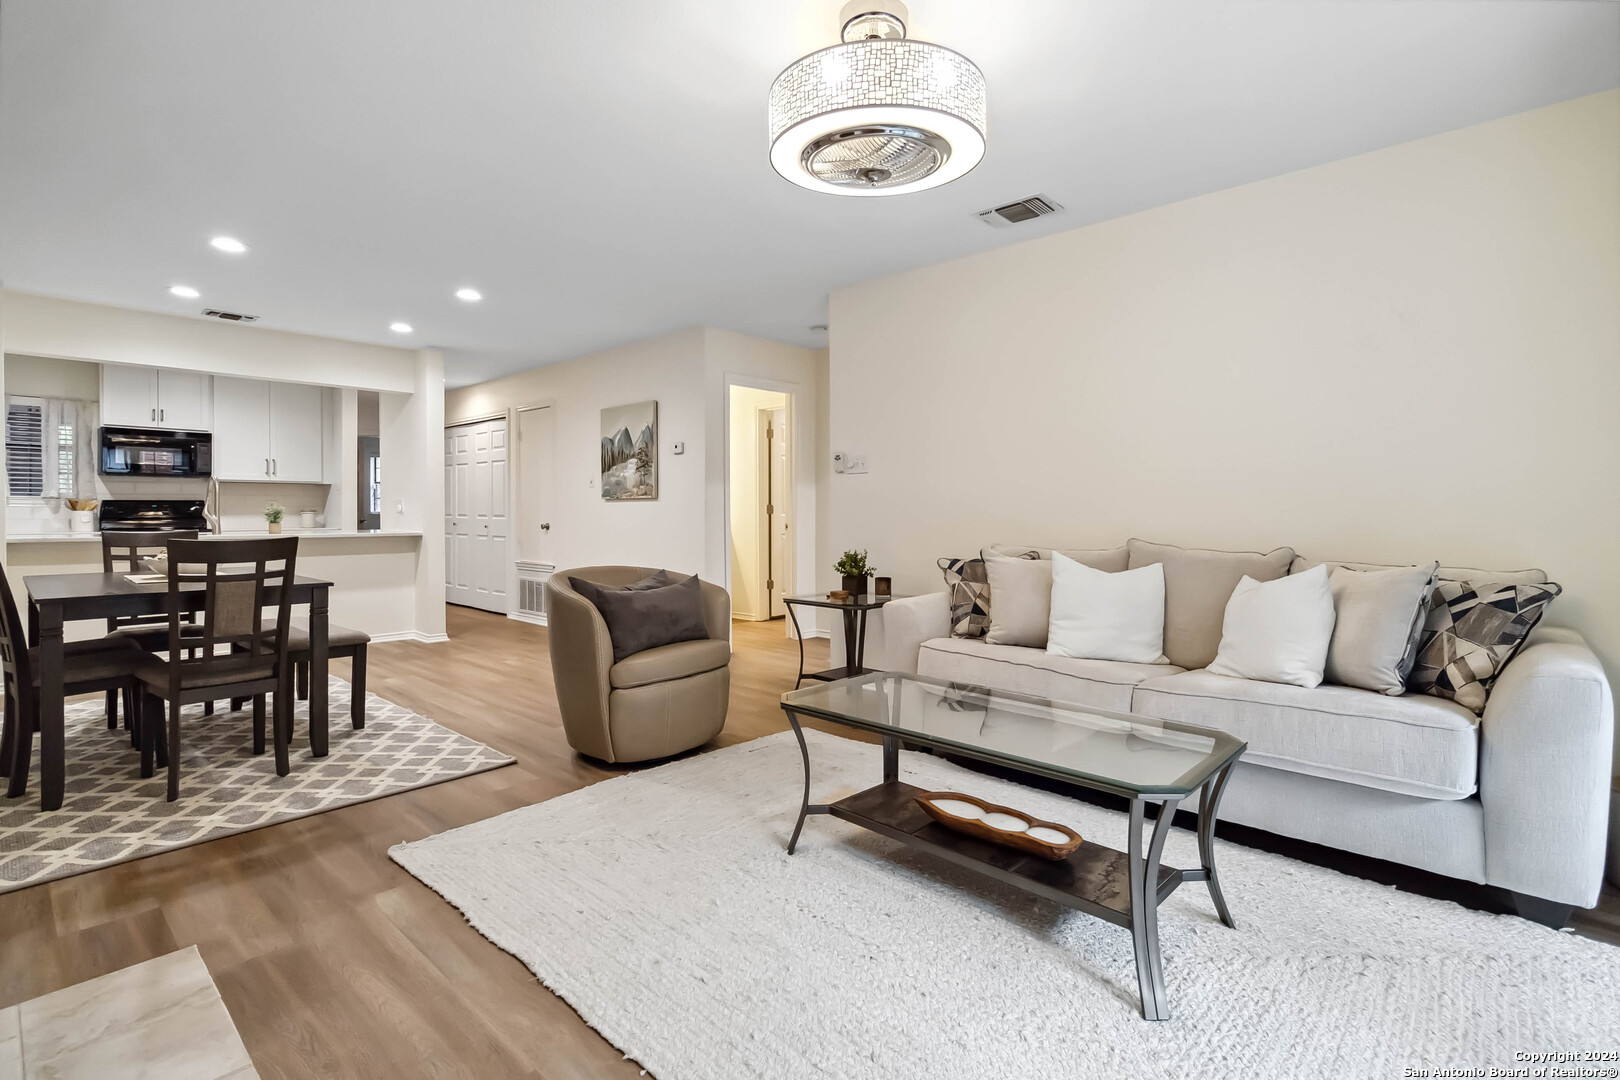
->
[99,427,212,477]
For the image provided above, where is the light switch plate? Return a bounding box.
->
[844,453,868,474]
[673,441,685,455]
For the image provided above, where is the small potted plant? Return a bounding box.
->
[835,549,874,598]
[264,501,285,534]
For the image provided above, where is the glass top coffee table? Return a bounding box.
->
[779,671,1246,1022]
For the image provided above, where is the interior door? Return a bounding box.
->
[269,382,325,481]
[156,369,212,430]
[470,418,510,611]
[444,418,509,613]
[765,407,792,618]
[444,425,474,606]
[517,406,554,564]
[211,376,271,480]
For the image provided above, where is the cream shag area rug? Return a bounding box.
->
[392,730,1620,1080]
[1,676,513,892]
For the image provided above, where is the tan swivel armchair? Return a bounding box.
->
[546,566,731,763]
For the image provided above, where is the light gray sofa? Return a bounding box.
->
[866,544,1615,923]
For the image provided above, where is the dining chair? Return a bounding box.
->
[134,537,299,801]
[0,560,147,808]
[234,622,370,728]
[100,529,202,731]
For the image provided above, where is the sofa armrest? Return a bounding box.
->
[870,591,952,675]
[1480,634,1615,907]
[544,575,616,760]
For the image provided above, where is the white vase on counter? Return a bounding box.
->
[69,510,96,534]
[300,510,318,529]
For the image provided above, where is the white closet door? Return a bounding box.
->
[470,419,510,610]
[444,418,509,613]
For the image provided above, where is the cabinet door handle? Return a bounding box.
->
[265,458,270,476]
[151,408,156,421]
[159,408,164,422]
[272,458,277,476]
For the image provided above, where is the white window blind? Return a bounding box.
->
[6,398,44,497]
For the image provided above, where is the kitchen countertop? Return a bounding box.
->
[7,529,423,543]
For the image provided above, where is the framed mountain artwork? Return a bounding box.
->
[600,400,657,500]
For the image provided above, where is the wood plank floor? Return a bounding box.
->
[0,606,1615,1079]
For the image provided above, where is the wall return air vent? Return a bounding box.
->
[976,194,1063,228]
[201,309,259,322]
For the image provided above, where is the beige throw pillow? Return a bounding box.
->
[1324,562,1439,694]
[983,553,1053,648]
[1126,539,1296,669]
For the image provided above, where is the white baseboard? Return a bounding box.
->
[369,630,451,644]
[508,611,547,627]
[797,628,831,639]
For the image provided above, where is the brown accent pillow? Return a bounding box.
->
[1126,539,1295,669]
[571,571,710,663]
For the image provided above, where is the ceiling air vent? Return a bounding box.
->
[976,194,1063,228]
[201,309,259,322]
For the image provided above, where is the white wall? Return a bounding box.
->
[446,328,711,576]
[2,291,418,393]
[828,91,1620,692]
[4,354,99,399]
[728,385,788,620]
[446,327,827,626]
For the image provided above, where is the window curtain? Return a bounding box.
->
[39,398,98,500]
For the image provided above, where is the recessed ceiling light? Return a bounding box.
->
[209,236,248,254]
[168,285,200,299]
[389,322,414,334]
[455,287,482,302]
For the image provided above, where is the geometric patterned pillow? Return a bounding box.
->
[938,557,992,638]
[1406,580,1562,714]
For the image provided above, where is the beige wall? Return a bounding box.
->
[446,328,712,577]
[447,327,826,625]
[828,91,1620,693]
[4,354,100,399]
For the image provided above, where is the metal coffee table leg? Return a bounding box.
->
[783,709,828,855]
[1128,796,1182,1021]
[1198,762,1237,929]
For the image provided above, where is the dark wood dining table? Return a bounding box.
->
[23,571,335,811]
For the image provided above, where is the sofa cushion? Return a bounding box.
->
[988,544,1129,572]
[938,556,994,638]
[609,637,730,689]
[983,553,1053,648]
[1126,539,1295,670]
[1131,669,1480,800]
[918,636,1184,713]
[1324,563,1438,694]
[1290,556,1547,587]
[1406,580,1562,714]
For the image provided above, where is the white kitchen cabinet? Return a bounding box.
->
[100,364,213,430]
[269,382,325,482]
[156,370,212,430]
[211,377,272,480]
[210,376,325,481]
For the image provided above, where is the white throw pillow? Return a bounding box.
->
[983,553,1054,647]
[1046,553,1167,664]
[1207,564,1337,688]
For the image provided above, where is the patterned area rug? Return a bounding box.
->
[393,730,1620,1080]
[1,676,513,892]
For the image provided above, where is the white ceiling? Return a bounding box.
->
[2,1,1616,388]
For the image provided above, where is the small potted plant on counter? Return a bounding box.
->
[835,549,874,598]
[264,501,285,534]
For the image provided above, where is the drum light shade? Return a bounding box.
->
[768,29,986,197]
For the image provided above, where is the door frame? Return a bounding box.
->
[722,374,814,637]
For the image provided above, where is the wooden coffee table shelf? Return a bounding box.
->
[831,781,1183,926]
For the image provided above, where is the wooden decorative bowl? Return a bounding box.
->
[914,791,1083,861]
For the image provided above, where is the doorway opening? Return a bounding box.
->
[727,384,793,621]
[444,415,510,614]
